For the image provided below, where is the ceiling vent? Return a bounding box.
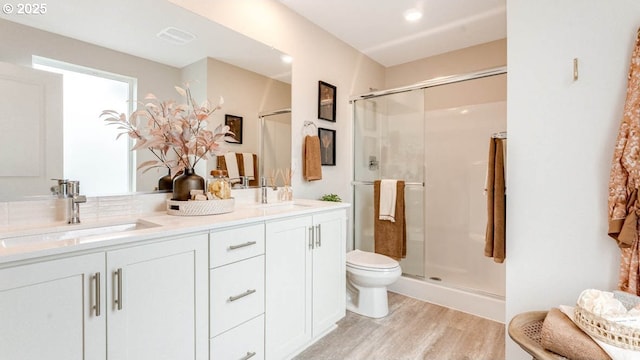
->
[156,27,196,45]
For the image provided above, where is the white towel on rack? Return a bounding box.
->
[224,152,241,183]
[379,179,398,222]
[242,153,255,180]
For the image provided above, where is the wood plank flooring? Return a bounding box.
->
[294,292,505,360]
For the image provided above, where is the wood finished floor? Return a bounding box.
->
[294,292,505,360]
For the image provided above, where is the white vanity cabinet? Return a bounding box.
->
[0,199,349,360]
[0,232,209,360]
[209,223,266,360]
[265,209,346,360]
[0,252,106,360]
[106,233,209,360]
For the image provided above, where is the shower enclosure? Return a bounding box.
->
[352,68,507,302]
[259,109,291,186]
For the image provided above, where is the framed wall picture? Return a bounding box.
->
[225,114,243,144]
[318,81,336,122]
[318,127,336,166]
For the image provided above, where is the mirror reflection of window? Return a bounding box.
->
[33,57,136,195]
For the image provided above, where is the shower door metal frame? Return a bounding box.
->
[350,66,506,103]
[350,65,507,252]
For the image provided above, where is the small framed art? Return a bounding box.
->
[318,81,336,122]
[225,114,243,144]
[318,127,336,166]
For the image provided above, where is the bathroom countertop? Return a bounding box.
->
[0,199,350,266]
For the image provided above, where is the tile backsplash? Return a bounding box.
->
[0,187,277,229]
[0,192,171,229]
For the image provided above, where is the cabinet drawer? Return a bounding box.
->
[210,255,264,337]
[210,314,264,360]
[210,224,265,268]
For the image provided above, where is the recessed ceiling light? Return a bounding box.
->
[156,27,196,45]
[404,8,423,22]
[281,54,293,64]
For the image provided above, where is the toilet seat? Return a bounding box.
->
[346,249,400,271]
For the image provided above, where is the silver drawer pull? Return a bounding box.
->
[115,268,123,310]
[315,224,321,248]
[228,289,256,302]
[239,351,256,360]
[228,241,257,250]
[93,272,101,317]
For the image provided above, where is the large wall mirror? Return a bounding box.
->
[0,0,291,201]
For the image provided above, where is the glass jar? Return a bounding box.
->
[278,185,293,202]
[207,170,232,199]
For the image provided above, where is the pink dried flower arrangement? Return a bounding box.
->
[101,86,234,177]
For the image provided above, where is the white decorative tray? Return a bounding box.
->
[166,198,235,216]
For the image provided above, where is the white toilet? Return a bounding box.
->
[346,249,402,319]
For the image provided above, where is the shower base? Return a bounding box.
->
[388,275,505,323]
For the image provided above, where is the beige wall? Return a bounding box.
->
[204,57,291,157]
[206,57,291,178]
[384,39,507,89]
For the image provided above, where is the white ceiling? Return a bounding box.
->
[279,0,507,67]
[1,0,506,79]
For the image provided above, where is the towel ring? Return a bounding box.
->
[303,121,318,136]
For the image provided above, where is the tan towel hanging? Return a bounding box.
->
[374,180,406,260]
[485,137,506,263]
[303,135,322,181]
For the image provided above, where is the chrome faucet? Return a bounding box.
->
[67,181,87,224]
[51,179,70,198]
[261,177,268,204]
[52,179,86,224]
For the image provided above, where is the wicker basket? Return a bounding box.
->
[573,305,640,350]
[166,198,234,216]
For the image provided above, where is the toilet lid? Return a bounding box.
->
[346,249,399,270]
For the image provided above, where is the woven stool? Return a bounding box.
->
[508,311,567,360]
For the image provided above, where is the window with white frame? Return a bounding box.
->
[33,56,136,196]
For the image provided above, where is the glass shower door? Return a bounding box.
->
[422,75,506,296]
[353,90,425,277]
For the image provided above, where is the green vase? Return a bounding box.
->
[172,168,204,201]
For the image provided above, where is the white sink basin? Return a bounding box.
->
[245,201,313,210]
[1,220,160,248]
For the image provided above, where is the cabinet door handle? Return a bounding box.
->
[228,241,257,250]
[308,226,314,249]
[315,224,321,248]
[114,268,123,310]
[239,351,256,360]
[93,272,101,317]
[228,289,256,302]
